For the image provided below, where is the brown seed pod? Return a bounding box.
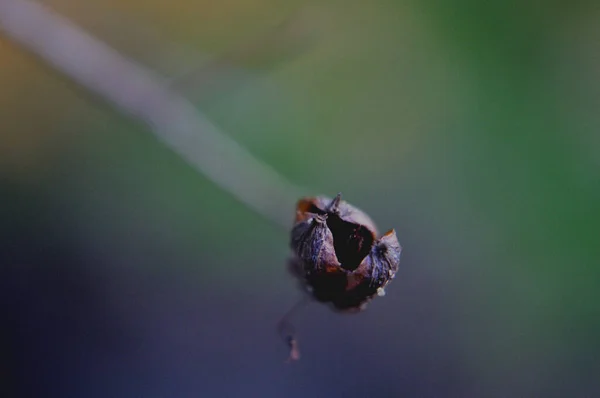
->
[290,193,402,311]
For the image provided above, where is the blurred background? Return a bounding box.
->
[1,0,599,397]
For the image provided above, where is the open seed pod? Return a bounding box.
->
[290,193,402,311]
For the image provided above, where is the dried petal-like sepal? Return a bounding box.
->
[291,213,340,273]
[359,229,402,291]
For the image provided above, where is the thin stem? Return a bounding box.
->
[0,0,305,229]
[277,295,311,362]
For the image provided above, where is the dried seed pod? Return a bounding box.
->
[290,193,402,311]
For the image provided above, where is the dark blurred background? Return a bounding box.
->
[1,0,599,397]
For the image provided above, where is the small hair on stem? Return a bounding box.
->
[277,296,311,363]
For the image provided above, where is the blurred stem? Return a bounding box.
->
[0,0,305,229]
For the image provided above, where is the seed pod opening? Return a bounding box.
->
[290,193,402,311]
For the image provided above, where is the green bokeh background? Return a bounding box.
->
[2,0,599,396]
